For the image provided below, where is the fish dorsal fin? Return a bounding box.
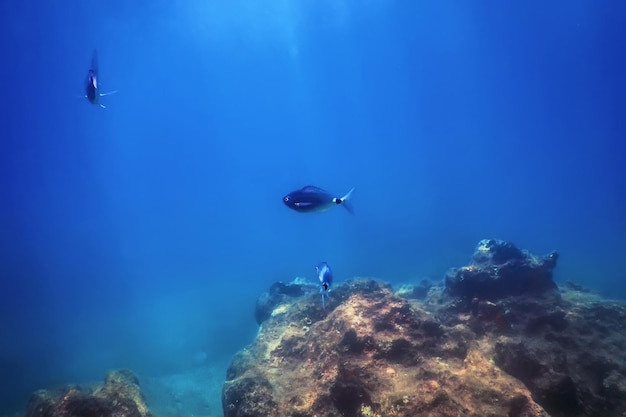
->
[301,185,327,193]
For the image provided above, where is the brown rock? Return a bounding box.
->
[223,279,550,417]
[25,369,153,417]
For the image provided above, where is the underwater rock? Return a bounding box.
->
[224,279,551,417]
[254,278,313,325]
[492,289,626,417]
[25,369,153,417]
[438,278,626,417]
[395,278,433,299]
[226,255,626,417]
[444,239,559,301]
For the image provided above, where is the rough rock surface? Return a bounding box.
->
[225,279,549,417]
[224,240,626,417]
[25,369,153,417]
[444,239,559,301]
[255,278,315,325]
[436,283,626,417]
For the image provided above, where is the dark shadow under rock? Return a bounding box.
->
[330,381,372,417]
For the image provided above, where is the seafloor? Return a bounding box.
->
[13,240,626,417]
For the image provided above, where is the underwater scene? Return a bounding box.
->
[1,1,625,416]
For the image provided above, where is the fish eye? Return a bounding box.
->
[284,196,289,202]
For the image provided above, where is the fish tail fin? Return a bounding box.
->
[339,187,355,214]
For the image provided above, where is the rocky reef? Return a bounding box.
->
[444,238,559,302]
[223,239,626,417]
[25,369,153,417]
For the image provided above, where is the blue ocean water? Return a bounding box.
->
[1,0,624,413]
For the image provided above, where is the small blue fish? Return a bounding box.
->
[316,262,333,309]
[85,49,117,108]
[283,186,354,214]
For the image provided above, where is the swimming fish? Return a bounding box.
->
[283,186,354,214]
[85,49,117,108]
[316,262,333,309]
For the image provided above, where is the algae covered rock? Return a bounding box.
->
[223,279,549,417]
[25,369,153,417]
[255,278,313,325]
[445,239,559,301]
[224,240,626,417]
